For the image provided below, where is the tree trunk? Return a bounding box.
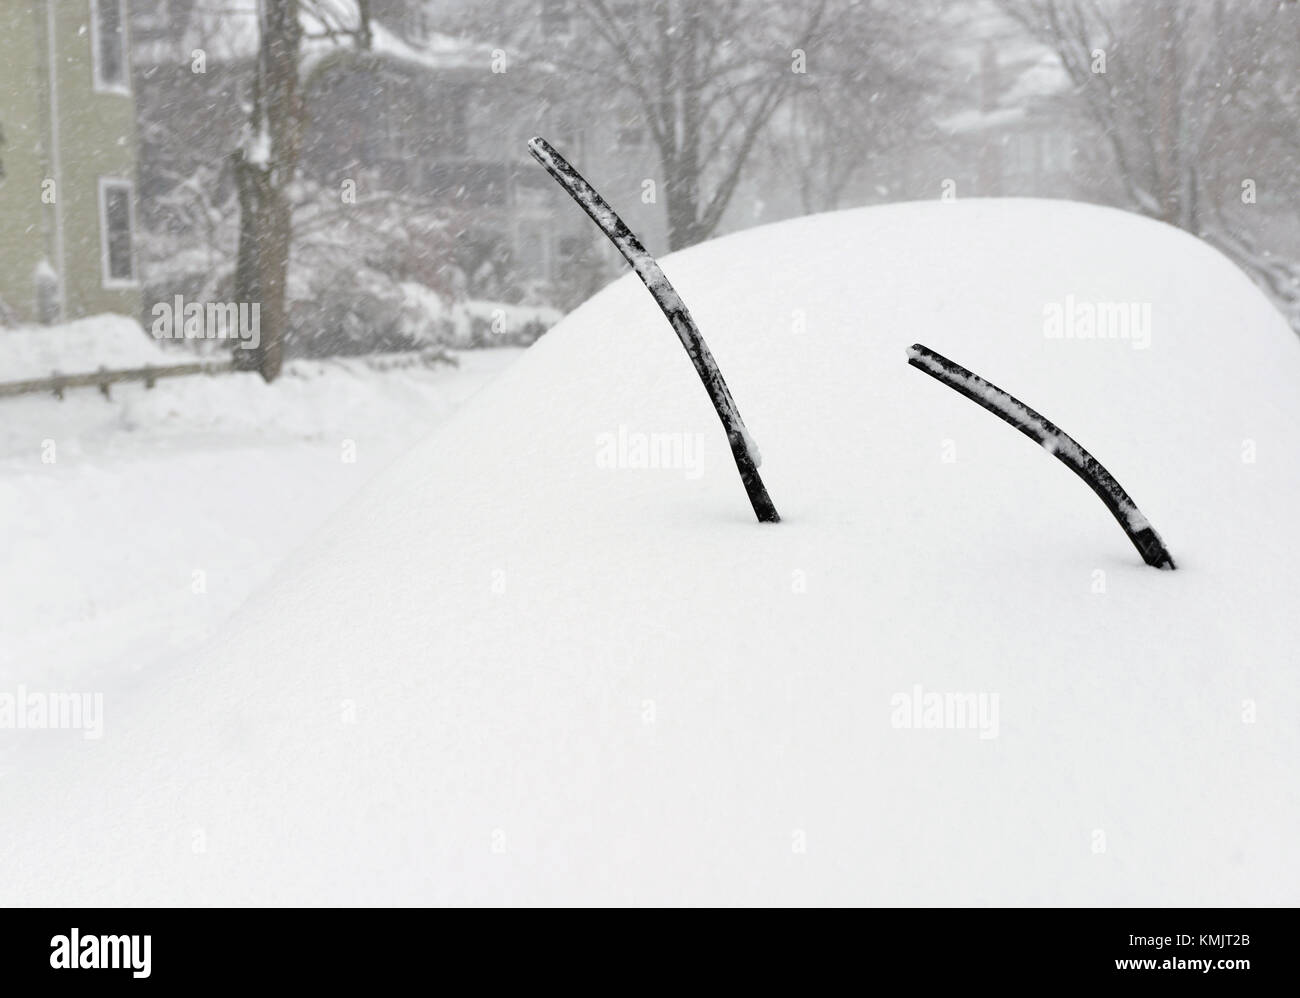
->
[664,159,704,252]
[231,152,264,372]
[233,0,304,383]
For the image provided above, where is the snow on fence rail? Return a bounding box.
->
[0,359,237,400]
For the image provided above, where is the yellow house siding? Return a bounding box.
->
[0,1,140,324]
[50,0,140,321]
[0,4,51,321]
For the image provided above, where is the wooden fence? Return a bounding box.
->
[0,360,237,400]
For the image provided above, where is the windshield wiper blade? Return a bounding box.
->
[908,343,1175,569]
[528,136,779,524]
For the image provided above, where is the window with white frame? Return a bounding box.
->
[91,0,130,94]
[98,178,137,286]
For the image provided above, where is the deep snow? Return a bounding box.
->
[3,199,1299,906]
[0,350,521,690]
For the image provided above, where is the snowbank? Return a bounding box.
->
[4,200,1299,906]
[0,316,170,382]
[400,283,562,347]
[0,349,521,691]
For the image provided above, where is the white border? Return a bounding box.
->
[89,0,132,96]
[98,176,138,289]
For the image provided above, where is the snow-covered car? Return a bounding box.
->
[4,199,1299,905]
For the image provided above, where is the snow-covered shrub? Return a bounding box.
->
[288,264,456,357]
[139,166,471,357]
[0,294,19,328]
[284,176,465,356]
[138,155,573,358]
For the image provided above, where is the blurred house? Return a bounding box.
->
[928,36,1081,201]
[0,0,140,325]
[842,6,1085,209]
[131,0,667,312]
[296,20,616,307]
[738,0,1088,225]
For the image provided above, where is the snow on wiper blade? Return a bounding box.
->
[528,136,779,524]
[907,343,1176,570]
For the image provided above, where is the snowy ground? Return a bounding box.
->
[3,199,1299,906]
[0,349,522,693]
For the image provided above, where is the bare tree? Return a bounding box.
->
[443,0,942,245]
[998,0,1300,328]
[560,0,831,250]
[763,0,944,214]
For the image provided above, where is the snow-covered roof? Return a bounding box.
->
[939,104,1028,135]
[5,200,1298,905]
[133,0,499,75]
[1002,49,1071,104]
[937,47,1069,134]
